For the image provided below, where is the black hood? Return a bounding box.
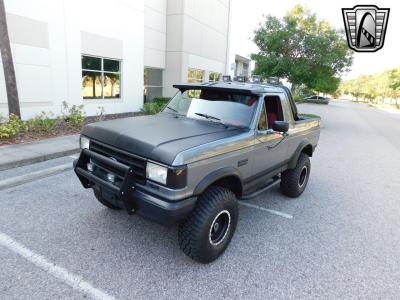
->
[81,114,246,165]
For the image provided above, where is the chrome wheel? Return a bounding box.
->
[299,166,308,188]
[209,210,231,246]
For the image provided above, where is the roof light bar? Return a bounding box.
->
[222,75,231,82]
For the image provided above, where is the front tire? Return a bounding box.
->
[280,153,311,198]
[178,186,238,263]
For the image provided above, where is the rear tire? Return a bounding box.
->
[93,189,121,210]
[280,153,311,198]
[178,186,238,263]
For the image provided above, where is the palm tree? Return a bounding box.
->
[0,0,20,117]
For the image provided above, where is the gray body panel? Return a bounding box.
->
[82,114,246,165]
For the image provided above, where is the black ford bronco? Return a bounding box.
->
[74,81,320,263]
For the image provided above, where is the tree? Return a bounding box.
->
[0,0,20,117]
[389,69,400,91]
[339,68,400,104]
[251,5,353,94]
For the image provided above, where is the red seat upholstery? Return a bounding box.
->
[267,111,278,128]
[265,96,283,128]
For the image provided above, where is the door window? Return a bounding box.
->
[265,96,284,129]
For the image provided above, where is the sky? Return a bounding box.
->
[229,0,400,80]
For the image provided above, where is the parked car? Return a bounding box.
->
[304,95,329,104]
[74,82,321,263]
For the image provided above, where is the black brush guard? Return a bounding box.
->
[74,149,137,214]
[74,149,197,225]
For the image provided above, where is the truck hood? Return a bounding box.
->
[81,114,247,165]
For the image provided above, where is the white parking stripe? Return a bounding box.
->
[0,163,72,190]
[0,232,117,300]
[239,201,293,219]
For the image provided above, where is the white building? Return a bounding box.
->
[233,54,251,78]
[0,0,231,119]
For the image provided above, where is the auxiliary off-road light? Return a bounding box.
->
[107,173,115,183]
[87,162,94,172]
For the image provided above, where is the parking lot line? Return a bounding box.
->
[69,155,79,159]
[0,163,72,190]
[239,201,293,219]
[0,231,117,300]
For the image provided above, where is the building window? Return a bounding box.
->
[209,72,221,82]
[82,55,121,99]
[188,68,204,83]
[144,68,163,102]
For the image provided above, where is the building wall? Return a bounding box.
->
[164,0,230,96]
[1,0,144,119]
[234,54,250,77]
[144,0,166,69]
[0,0,230,119]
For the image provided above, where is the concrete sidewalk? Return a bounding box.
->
[0,134,80,171]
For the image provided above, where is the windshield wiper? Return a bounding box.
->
[166,106,178,113]
[194,112,247,129]
[195,112,221,121]
[194,112,232,128]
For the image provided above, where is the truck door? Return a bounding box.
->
[252,94,290,176]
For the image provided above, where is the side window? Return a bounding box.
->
[258,102,267,130]
[265,95,284,129]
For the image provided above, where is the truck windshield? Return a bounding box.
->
[162,89,259,128]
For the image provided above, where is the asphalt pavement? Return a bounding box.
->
[0,101,399,299]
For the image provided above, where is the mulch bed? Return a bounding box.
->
[0,111,146,147]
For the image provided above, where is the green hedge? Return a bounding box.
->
[0,101,86,141]
[0,114,27,139]
[143,97,170,115]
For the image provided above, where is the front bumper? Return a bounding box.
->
[74,149,196,226]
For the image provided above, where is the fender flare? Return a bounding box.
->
[288,141,313,169]
[193,167,242,196]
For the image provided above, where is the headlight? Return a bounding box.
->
[146,162,167,185]
[80,135,90,149]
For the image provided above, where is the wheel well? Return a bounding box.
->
[302,144,313,157]
[212,175,242,198]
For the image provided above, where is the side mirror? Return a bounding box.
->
[272,121,289,133]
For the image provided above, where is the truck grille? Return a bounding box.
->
[89,140,147,184]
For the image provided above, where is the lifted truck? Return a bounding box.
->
[74,81,320,263]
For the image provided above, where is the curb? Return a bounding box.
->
[0,148,80,172]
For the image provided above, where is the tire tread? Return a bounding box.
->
[178,186,237,263]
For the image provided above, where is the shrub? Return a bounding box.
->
[0,114,26,140]
[293,94,305,103]
[152,97,170,106]
[26,112,57,134]
[61,101,84,129]
[143,97,170,115]
[143,102,161,115]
